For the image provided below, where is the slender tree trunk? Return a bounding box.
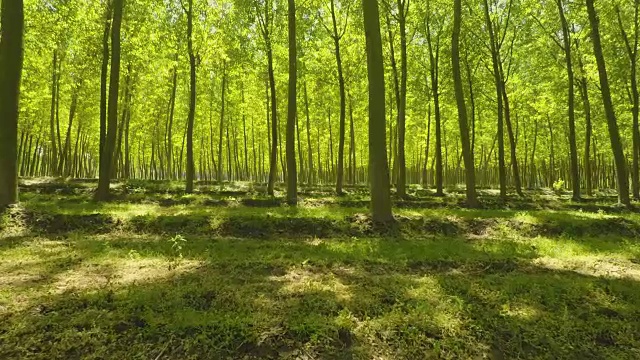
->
[452,0,478,207]
[99,4,112,177]
[49,50,59,176]
[576,40,593,196]
[557,0,581,200]
[59,87,79,177]
[286,0,298,204]
[396,0,409,197]
[483,0,507,200]
[616,2,640,199]
[349,94,356,185]
[218,62,227,183]
[304,81,314,185]
[0,0,24,206]
[426,9,443,196]
[184,0,196,193]
[262,9,279,195]
[586,0,631,205]
[95,0,124,201]
[167,62,177,180]
[242,85,250,181]
[362,0,393,222]
[501,76,523,197]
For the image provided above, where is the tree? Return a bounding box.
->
[183,0,197,193]
[256,0,279,196]
[615,1,640,200]
[395,0,409,198]
[0,0,25,207]
[425,0,444,196]
[286,0,298,204]
[586,0,631,206]
[482,0,507,200]
[362,0,393,222]
[556,0,580,201]
[95,0,124,201]
[452,0,479,207]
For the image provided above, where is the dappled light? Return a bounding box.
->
[2,179,640,358]
[3,0,640,356]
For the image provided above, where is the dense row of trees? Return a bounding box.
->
[2,0,640,218]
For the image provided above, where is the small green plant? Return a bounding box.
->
[553,179,565,195]
[168,234,187,270]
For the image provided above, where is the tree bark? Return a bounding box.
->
[362,0,393,222]
[482,0,507,200]
[286,0,298,204]
[557,0,581,201]
[452,0,479,207]
[185,0,196,193]
[0,0,24,206]
[95,0,124,201]
[586,0,631,205]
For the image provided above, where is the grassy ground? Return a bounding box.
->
[1,178,640,359]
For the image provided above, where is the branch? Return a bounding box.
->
[531,13,564,51]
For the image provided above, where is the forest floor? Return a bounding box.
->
[1,178,640,359]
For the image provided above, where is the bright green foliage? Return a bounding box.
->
[3,0,634,203]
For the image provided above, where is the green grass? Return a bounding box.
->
[1,179,640,359]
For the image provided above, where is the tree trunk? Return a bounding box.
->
[396,0,408,198]
[95,0,124,201]
[558,0,581,201]
[362,0,393,222]
[576,39,593,196]
[167,62,177,180]
[616,3,640,199]
[329,0,347,195]
[49,50,59,176]
[304,81,314,185]
[0,0,24,206]
[263,9,279,195]
[99,4,112,176]
[586,0,631,205]
[452,0,479,207]
[185,0,196,193]
[286,0,298,204]
[59,87,79,177]
[426,8,443,196]
[501,76,523,197]
[483,0,507,200]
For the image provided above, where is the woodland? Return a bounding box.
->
[1,0,640,358]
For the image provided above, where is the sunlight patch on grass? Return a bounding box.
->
[533,256,640,280]
[500,303,541,320]
[271,266,353,302]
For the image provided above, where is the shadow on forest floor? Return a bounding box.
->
[0,233,639,359]
[1,179,640,358]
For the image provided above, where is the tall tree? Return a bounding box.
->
[320,0,350,195]
[556,0,580,201]
[0,0,25,207]
[256,0,279,196]
[98,3,112,184]
[452,0,478,207]
[586,0,631,206]
[362,0,393,222]
[95,0,124,201]
[395,0,409,198]
[616,1,640,200]
[482,0,507,200]
[425,0,444,196]
[184,0,197,193]
[286,0,298,204]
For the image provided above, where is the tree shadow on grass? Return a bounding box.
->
[1,234,640,359]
